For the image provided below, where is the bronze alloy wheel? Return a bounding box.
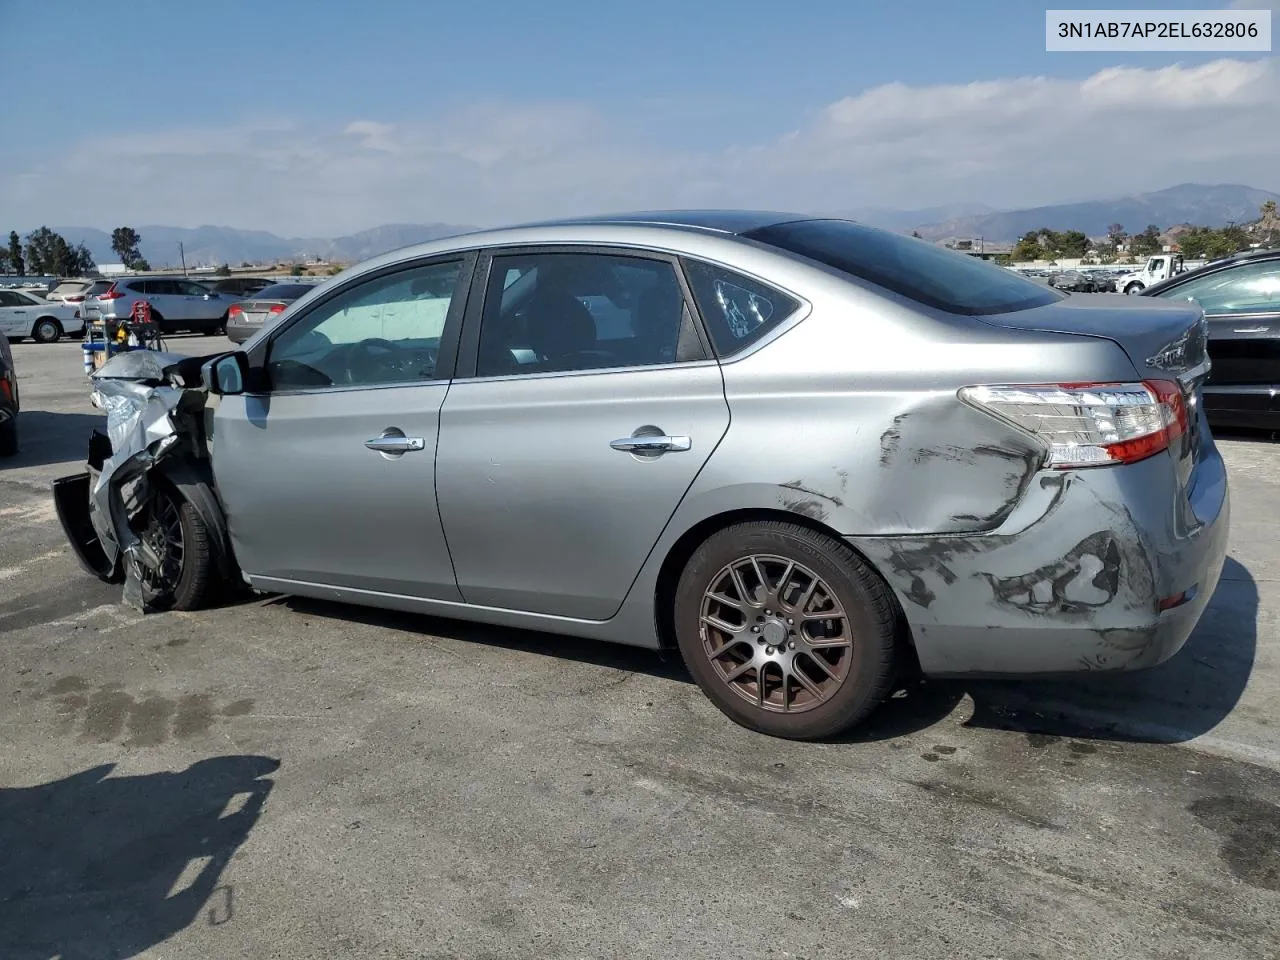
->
[699,554,854,713]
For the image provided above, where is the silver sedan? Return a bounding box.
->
[56,211,1229,740]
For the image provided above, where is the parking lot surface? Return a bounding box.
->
[2,337,1278,959]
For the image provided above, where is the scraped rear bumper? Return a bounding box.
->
[850,438,1230,677]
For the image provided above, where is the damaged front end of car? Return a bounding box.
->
[52,349,240,612]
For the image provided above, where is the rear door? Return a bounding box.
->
[434,247,730,620]
[213,254,473,599]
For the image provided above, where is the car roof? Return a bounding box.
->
[1143,246,1280,296]
[510,209,816,235]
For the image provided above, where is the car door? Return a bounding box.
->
[1162,260,1280,379]
[0,291,33,336]
[212,254,473,599]
[435,247,730,621]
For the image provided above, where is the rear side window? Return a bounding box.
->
[744,219,1062,316]
[683,259,800,356]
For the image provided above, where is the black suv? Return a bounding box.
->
[1,336,19,456]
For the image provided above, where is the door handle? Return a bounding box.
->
[364,431,426,455]
[609,434,691,453]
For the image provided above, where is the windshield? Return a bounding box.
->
[744,219,1062,316]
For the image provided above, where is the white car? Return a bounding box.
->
[0,288,84,342]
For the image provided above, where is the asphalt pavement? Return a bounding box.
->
[1,337,1278,959]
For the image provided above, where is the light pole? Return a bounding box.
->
[179,242,187,276]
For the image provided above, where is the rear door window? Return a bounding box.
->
[1158,261,1280,316]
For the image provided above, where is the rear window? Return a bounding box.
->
[257,283,316,300]
[744,219,1062,316]
[683,259,801,356]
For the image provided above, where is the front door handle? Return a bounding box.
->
[364,430,426,456]
[609,434,691,453]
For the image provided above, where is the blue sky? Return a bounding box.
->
[2,0,1277,234]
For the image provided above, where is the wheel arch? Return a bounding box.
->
[651,507,919,672]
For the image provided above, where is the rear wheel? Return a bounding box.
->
[133,484,214,611]
[32,317,62,343]
[673,521,899,740]
[0,418,17,457]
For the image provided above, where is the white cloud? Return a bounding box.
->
[3,58,1278,235]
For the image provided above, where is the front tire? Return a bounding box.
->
[32,317,62,343]
[1124,283,1143,295]
[0,418,17,457]
[673,521,899,740]
[133,483,214,611]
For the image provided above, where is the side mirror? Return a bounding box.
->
[204,352,250,395]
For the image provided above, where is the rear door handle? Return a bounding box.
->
[609,435,691,453]
[364,432,426,455]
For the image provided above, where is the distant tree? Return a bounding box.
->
[0,248,8,275]
[289,263,304,276]
[327,265,342,275]
[1106,223,1126,245]
[110,227,143,268]
[132,258,151,272]
[1011,231,1043,262]
[911,230,922,238]
[23,226,69,274]
[8,230,26,276]
[1178,227,1213,260]
[1058,230,1089,258]
[1203,232,1233,260]
[69,242,96,275]
[240,261,253,268]
[1220,224,1251,253]
[214,263,232,277]
[1262,200,1277,220]
[1128,224,1162,257]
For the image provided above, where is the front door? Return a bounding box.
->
[0,291,33,337]
[436,249,730,621]
[212,256,472,599]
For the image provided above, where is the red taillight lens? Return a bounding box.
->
[228,304,243,318]
[269,304,286,314]
[98,284,123,300]
[961,380,1187,469]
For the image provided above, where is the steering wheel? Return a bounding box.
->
[345,338,402,383]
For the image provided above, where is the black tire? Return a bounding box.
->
[1124,283,1143,295]
[32,317,62,343]
[673,521,899,740]
[149,309,168,334]
[135,484,215,611]
[0,418,17,457]
[203,314,228,336]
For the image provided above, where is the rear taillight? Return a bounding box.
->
[269,304,286,314]
[228,304,243,318]
[98,284,123,300]
[960,380,1188,469]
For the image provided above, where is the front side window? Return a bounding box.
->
[744,219,1062,316]
[267,259,463,390]
[683,259,800,355]
[475,252,687,377]
[0,291,24,307]
[1157,260,1280,316]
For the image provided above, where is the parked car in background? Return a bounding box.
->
[1048,270,1105,293]
[1141,247,1280,430]
[0,288,84,342]
[225,281,324,343]
[0,335,17,456]
[208,276,274,299]
[83,276,240,336]
[59,211,1228,741]
[47,278,114,305]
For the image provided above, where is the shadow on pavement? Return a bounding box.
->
[3,410,102,469]
[281,555,1257,747]
[0,756,279,960]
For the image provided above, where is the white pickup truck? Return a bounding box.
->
[1114,253,1210,294]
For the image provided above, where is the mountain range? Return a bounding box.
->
[892,183,1280,244]
[31,183,1280,268]
[43,222,476,271]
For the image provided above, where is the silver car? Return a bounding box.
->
[55,212,1229,740]
[83,276,240,335]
